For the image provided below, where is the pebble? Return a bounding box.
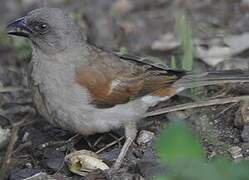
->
[136,130,155,145]
[228,146,243,160]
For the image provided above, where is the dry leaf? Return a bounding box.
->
[65,150,109,176]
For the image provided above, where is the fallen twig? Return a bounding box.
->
[96,136,124,154]
[0,113,33,180]
[145,95,249,117]
[0,86,24,93]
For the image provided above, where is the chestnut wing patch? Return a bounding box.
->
[75,58,183,107]
[76,65,144,106]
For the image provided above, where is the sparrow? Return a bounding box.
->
[6,8,249,170]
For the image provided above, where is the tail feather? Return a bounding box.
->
[173,70,249,90]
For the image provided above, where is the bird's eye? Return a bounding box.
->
[33,23,49,33]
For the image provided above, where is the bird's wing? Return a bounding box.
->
[76,51,185,107]
[114,52,186,74]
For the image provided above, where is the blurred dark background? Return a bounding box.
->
[2,0,249,66]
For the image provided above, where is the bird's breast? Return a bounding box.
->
[30,58,98,133]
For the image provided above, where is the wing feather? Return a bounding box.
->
[76,52,185,107]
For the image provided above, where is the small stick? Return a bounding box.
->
[0,113,32,179]
[96,136,124,154]
[108,133,122,148]
[145,95,249,117]
[0,87,24,93]
[93,135,105,148]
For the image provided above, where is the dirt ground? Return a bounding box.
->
[1,0,249,179]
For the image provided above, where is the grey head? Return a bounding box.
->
[7,8,86,54]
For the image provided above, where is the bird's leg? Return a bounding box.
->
[112,122,137,170]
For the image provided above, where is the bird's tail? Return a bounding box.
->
[173,70,249,90]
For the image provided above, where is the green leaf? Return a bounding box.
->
[170,56,177,69]
[119,46,129,54]
[176,161,223,180]
[230,160,249,180]
[155,176,171,180]
[177,15,194,71]
[156,121,204,166]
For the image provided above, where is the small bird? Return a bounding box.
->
[6,8,249,170]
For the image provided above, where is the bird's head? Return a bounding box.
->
[7,8,86,54]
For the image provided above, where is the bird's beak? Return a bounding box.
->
[6,17,32,38]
